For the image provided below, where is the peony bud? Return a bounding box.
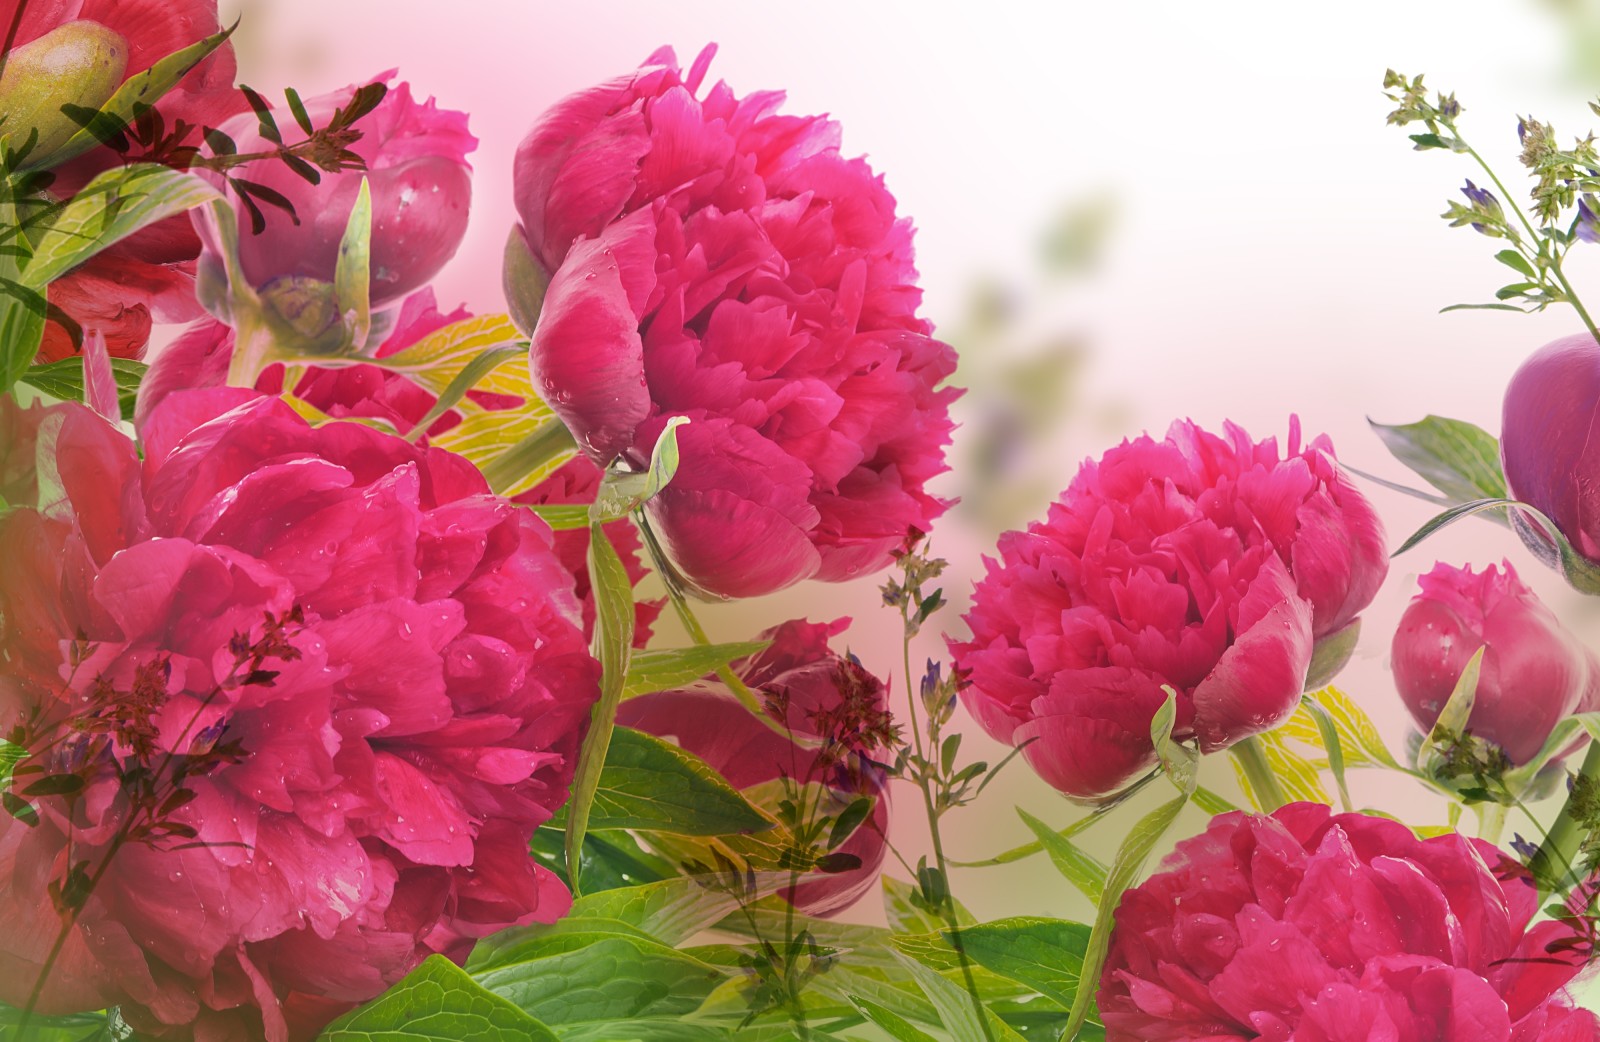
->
[1501,333,1600,589]
[195,74,475,336]
[1392,560,1600,764]
[0,21,126,166]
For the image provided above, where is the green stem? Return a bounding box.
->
[1528,741,1600,893]
[479,421,579,494]
[1230,736,1289,813]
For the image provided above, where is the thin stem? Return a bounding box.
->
[1230,736,1289,813]
[1529,741,1600,893]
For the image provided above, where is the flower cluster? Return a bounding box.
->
[0,390,598,1039]
[951,417,1387,800]
[509,45,959,598]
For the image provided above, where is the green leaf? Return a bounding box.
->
[1017,808,1107,903]
[850,997,943,1042]
[959,917,1092,1011]
[828,795,875,851]
[1415,645,1484,771]
[1369,415,1507,504]
[24,165,221,288]
[884,875,975,934]
[566,523,637,894]
[571,874,789,947]
[594,416,690,520]
[1190,786,1240,816]
[1150,688,1198,792]
[1494,249,1537,278]
[28,22,235,171]
[1228,729,1330,811]
[469,934,726,1027]
[891,951,1028,1042]
[1282,686,1400,770]
[0,193,45,393]
[1393,497,1521,556]
[333,177,373,350]
[1305,618,1362,690]
[18,357,146,419]
[402,344,525,441]
[1064,792,1191,1041]
[527,504,591,531]
[588,726,774,835]
[1439,302,1528,313]
[318,954,559,1041]
[621,641,771,701]
[503,225,551,338]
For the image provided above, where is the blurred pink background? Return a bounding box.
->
[211,0,1600,949]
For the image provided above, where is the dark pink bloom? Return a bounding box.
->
[616,619,892,917]
[0,390,598,1040]
[510,45,959,598]
[1502,334,1600,577]
[136,291,661,645]
[1393,560,1600,764]
[949,418,1387,801]
[1100,803,1599,1042]
[196,72,475,312]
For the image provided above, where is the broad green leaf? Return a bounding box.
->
[503,224,550,337]
[559,1021,740,1042]
[1017,808,1107,903]
[959,917,1092,1010]
[31,23,235,170]
[569,874,788,946]
[588,726,773,835]
[1282,687,1401,770]
[530,823,676,894]
[470,934,726,1027]
[319,955,559,1041]
[892,951,1028,1042]
[565,523,636,894]
[373,313,530,402]
[1370,415,1507,504]
[1064,791,1192,1041]
[403,344,524,440]
[333,178,373,350]
[850,998,942,1042]
[18,357,146,420]
[621,641,771,700]
[1494,249,1537,278]
[527,504,591,531]
[1229,728,1329,811]
[24,165,220,287]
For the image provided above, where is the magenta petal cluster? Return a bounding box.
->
[0,391,598,1040]
[949,418,1387,801]
[196,72,476,310]
[1502,334,1600,573]
[1099,803,1599,1042]
[510,44,959,598]
[616,619,891,917]
[1393,560,1600,764]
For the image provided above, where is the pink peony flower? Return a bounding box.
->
[949,418,1387,801]
[1393,560,1600,765]
[136,290,662,645]
[616,618,893,917]
[196,72,476,315]
[1099,803,1599,1042]
[509,44,959,598]
[4,0,244,360]
[1502,334,1600,580]
[0,389,598,1040]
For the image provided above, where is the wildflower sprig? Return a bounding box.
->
[1384,69,1600,340]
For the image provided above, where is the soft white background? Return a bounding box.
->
[216,0,1600,975]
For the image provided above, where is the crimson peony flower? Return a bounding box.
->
[616,619,893,917]
[508,44,959,598]
[1099,803,1599,1042]
[1393,560,1600,765]
[0,389,598,1040]
[136,290,662,644]
[2,0,244,360]
[949,418,1387,801]
[196,72,475,318]
[1502,334,1600,582]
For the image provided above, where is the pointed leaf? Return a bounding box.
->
[1370,415,1507,504]
[333,177,372,349]
[1017,807,1107,903]
[620,641,771,701]
[319,955,560,1041]
[587,726,773,835]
